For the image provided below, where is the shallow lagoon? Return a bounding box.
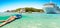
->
[0,12,60,28]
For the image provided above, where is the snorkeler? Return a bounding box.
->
[0,14,22,27]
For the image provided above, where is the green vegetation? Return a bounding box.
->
[6,7,44,13]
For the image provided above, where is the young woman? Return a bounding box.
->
[0,14,22,27]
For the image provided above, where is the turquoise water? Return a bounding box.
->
[0,16,10,20]
[0,13,60,28]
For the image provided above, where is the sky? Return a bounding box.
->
[0,0,60,12]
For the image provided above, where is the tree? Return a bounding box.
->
[6,10,10,12]
[8,7,44,13]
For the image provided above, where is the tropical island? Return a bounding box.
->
[5,7,44,13]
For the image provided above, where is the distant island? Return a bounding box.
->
[5,7,44,13]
